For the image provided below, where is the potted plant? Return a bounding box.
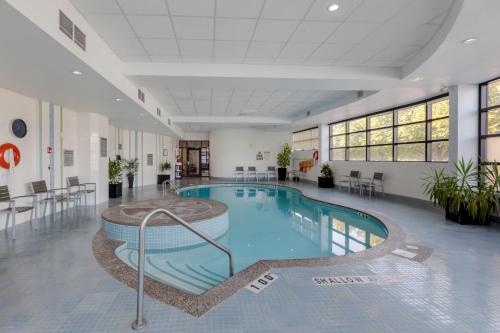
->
[109,159,123,198]
[157,161,171,184]
[276,143,292,181]
[318,163,334,188]
[123,158,139,188]
[423,158,499,225]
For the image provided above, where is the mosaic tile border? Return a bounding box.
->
[92,182,407,317]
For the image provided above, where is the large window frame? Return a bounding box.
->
[329,94,449,162]
[293,127,319,151]
[479,77,500,164]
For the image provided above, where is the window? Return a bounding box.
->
[480,78,500,163]
[329,95,449,162]
[293,127,319,151]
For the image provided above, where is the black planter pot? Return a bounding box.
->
[445,205,490,225]
[277,167,287,181]
[127,175,134,188]
[157,174,170,185]
[318,176,334,188]
[109,183,122,198]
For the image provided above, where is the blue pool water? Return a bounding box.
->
[116,184,387,295]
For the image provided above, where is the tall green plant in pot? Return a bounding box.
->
[423,158,499,225]
[109,159,123,198]
[123,158,139,188]
[276,143,292,181]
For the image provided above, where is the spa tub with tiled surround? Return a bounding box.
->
[101,198,229,250]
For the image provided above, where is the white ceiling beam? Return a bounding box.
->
[172,116,291,125]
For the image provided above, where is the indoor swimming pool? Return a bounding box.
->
[115,184,388,295]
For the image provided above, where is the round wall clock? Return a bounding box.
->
[10,119,27,138]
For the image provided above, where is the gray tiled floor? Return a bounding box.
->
[1,179,500,332]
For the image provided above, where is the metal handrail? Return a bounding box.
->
[162,179,179,194]
[132,208,234,330]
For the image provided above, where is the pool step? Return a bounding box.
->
[119,248,228,295]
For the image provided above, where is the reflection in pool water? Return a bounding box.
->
[116,184,387,295]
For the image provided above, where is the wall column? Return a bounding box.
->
[448,84,479,167]
[319,124,329,164]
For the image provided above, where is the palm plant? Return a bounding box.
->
[108,159,122,184]
[123,158,139,177]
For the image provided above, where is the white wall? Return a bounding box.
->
[325,161,449,200]
[209,128,290,178]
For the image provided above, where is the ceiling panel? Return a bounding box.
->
[328,22,380,44]
[253,20,300,42]
[305,0,363,21]
[167,0,215,17]
[216,0,265,19]
[246,42,284,58]
[172,17,213,40]
[278,43,318,59]
[215,18,257,41]
[261,0,314,20]
[348,0,413,23]
[117,0,168,15]
[105,37,146,55]
[310,43,352,60]
[128,15,174,38]
[85,14,136,37]
[178,39,213,56]
[290,21,341,43]
[142,38,179,56]
[71,0,121,14]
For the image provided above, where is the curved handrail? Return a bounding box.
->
[132,208,234,330]
[162,179,179,194]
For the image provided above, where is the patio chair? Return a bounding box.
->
[0,185,37,239]
[234,166,244,181]
[359,172,385,197]
[246,166,257,182]
[31,180,77,218]
[66,176,97,206]
[266,166,277,182]
[338,171,361,193]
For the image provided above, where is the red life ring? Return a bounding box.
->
[313,150,319,161]
[0,143,21,169]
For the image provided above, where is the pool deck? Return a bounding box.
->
[1,179,500,332]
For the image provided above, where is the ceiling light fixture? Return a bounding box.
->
[328,4,340,12]
[412,77,423,82]
[462,37,477,45]
[71,70,82,75]
[115,98,122,102]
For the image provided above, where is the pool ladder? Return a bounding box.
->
[162,179,179,194]
[132,208,234,330]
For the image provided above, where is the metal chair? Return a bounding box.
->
[31,180,76,218]
[233,166,244,181]
[246,166,257,182]
[338,171,361,193]
[266,166,277,182]
[359,172,385,197]
[0,185,37,239]
[66,176,96,206]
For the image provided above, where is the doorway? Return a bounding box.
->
[179,141,210,177]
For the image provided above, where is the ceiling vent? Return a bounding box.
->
[59,10,73,40]
[138,89,145,103]
[306,110,311,117]
[59,10,86,51]
[156,107,162,117]
[73,25,86,51]
[168,118,171,125]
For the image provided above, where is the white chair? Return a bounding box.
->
[0,185,37,239]
[266,166,277,182]
[246,166,257,182]
[233,166,244,181]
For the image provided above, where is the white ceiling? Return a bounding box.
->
[70,0,455,67]
[150,88,353,117]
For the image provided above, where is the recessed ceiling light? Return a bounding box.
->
[462,37,477,45]
[71,70,82,75]
[412,77,423,82]
[115,98,122,102]
[328,4,340,12]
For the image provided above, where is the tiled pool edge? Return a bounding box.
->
[92,183,407,317]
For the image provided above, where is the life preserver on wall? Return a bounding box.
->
[313,150,319,161]
[0,143,21,169]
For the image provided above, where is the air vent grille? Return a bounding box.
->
[357,90,364,98]
[168,118,171,125]
[138,89,145,103]
[59,10,73,39]
[73,25,86,51]
[156,107,161,117]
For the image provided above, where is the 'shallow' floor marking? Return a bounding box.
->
[312,275,402,286]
